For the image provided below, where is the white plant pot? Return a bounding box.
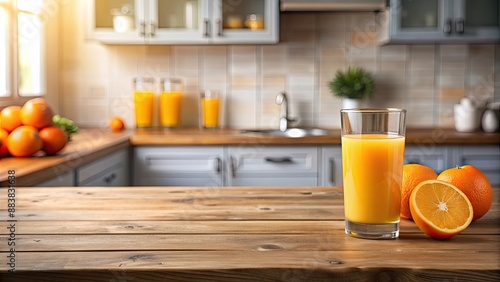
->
[342,98,361,109]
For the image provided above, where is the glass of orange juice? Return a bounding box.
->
[200,90,221,129]
[133,77,155,128]
[160,78,183,128]
[340,108,406,239]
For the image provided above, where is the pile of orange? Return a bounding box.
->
[401,163,493,239]
[0,98,67,157]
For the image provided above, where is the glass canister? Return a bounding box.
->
[159,78,183,128]
[133,77,155,128]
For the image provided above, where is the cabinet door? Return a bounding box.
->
[36,171,75,187]
[227,146,318,186]
[78,149,130,186]
[134,146,224,186]
[211,0,279,44]
[454,145,500,186]
[404,145,451,174]
[88,0,148,44]
[320,146,343,187]
[387,0,452,42]
[148,0,211,44]
[455,0,500,41]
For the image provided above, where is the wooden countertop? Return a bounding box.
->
[130,127,500,145]
[0,129,132,186]
[1,127,498,186]
[0,186,498,281]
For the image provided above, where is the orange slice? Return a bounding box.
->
[409,179,473,239]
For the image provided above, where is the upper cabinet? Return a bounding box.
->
[379,0,500,44]
[87,0,279,45]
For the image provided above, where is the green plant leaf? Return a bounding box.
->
[328,66,374,99]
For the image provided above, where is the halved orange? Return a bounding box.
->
[409,179,473,239]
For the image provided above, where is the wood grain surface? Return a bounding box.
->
[0,186,498,281]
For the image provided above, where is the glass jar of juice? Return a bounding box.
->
[159,78,183,128]
[133,77,155,128]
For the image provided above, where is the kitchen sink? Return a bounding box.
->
[240,128,330,138]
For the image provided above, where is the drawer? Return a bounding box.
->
[36,171,75,187]
[229,146,318,177]
[77,149,129,186]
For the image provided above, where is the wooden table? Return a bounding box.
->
[1,186,499,281]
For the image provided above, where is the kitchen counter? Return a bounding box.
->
[130,127,500,145]
[0,186,498,281]
[1,128,498,186]
[0,129,132,186]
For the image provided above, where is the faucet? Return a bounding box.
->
[275,92,295,131]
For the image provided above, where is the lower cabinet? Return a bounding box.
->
[133,146,224,186]
[36,171,75,187]
[453,145,500,187]
[133,144,499,187]
[77,148,130,186]
[321,146,343,187]
[404,145,452,174]
[133,146,319,187]
[227,146,318,186]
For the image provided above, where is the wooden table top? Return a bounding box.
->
[0,186,498,281]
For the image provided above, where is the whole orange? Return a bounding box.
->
[6,125,43,157]
[39,126,68,155]
[110,116,125,132]
[0,106,22,132]
[437,165,493,221]
[400,164,438,219]
[20,98,54,129]
[0,128,9,157]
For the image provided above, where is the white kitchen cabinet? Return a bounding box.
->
[404,145,451,174]
[77,149,130,186]
[379,0,500,43]
[87,0,279,44]
[133,146,224,186]
[36,171,75,187]
[452,145,500,186]
[320,146,343,187]
[227,146,318,186]
[133,145,317,187]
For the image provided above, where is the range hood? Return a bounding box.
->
[280,0,387,12]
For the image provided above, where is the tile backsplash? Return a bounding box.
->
[60,2,499,129]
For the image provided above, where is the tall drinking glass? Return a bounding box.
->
[160,78,183,128]
[200,90,221,129]
[340,108,406,239]
[133,77,155,128]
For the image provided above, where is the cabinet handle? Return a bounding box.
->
[203,19,210,37]
[455,18,465,34]
[140,21,146,37]
[444,18,452,34]
[104,173,117,184]
[329,159,335,186]
[150,22,156,37]
[216,19,222,36]
[264,156,293,163]
[229,155,236,178]
[214,157,222,175]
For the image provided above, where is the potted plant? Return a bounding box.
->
[328,66,374,109]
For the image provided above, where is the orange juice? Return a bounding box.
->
[134,91,154,128]
[160,91,182,127]
[342,134,405,224]
[202,97,220,128]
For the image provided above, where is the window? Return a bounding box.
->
[1,0,46,103]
